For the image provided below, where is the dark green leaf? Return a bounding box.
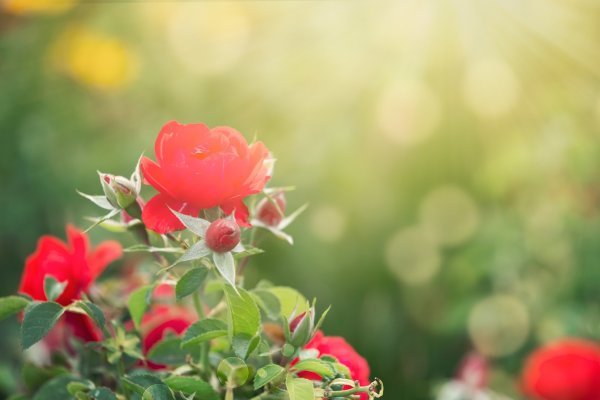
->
[147,337,199,365]
[232,333,260,359]
[176,267,209,300]
[181,318,227,347]
[89,387,117,400]
[22,363,69,392]
[0,296,30,321]
[176,241,211,265]
[43,276,67,302]
[253,364,285,390]
[163,376,218,399]
[142,384,175,400]
[21,302,64,350]
[76,301,106,329]
[122,374,163,396]
[33,375,86,400]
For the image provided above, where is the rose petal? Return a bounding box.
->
[142,193,200,234]
[220,198,251,227]
[88,240,122,281]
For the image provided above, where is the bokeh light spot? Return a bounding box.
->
[309,205,346,243]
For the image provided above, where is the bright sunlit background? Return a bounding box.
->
[1,1,600,398]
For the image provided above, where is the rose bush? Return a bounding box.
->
[0,120,382,400]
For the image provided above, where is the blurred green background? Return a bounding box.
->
[1,0,600,398]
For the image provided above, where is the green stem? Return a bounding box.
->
[324,384,371,398]
[117,358,130,398]
[192,291,211,378]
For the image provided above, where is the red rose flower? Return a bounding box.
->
[139,305,196,369]
[140,121,271,233]
[18,224,122,306]
[43,312,102,352]
[297,331,371,400]
[521,338,600,400]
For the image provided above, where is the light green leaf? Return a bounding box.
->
[232,246,265,259]
[90,387,118,400]
[279,203,308,230]
[224,286,260,340]
[216,357,250,388]
[181,318,227,347]
[43,276,67,302]
[292,359,335,378]
[176,267,209,300]
[21,302,64,350]
[176,242,211,265]
[285,376,315,400]
[253,364,285,390]
[128,285,153,330]
[0,296,30,321]
[77,191,114,210]
[213,252,236,288]
[171,210,210,237]
[84,208,120,233]
[251,290,281,320]
[122,374,163,396]
[267,287,308,319]
[163,376,218,399]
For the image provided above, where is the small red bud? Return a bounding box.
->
[256,193,286,227]
[205,218,241,253]
[289,312,306,332]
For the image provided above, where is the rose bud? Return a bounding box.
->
[289,310,314,348]
[205,218,241,253]
[99,173,137,209]
[256,192,286,227]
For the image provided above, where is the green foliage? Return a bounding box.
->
[175,267,208,300]
[128,285,153,330]
[163,376,218,399]
[285,376,315,400]
[253,364,285,390]
[0,296,30,321]
[21,302,64,350]
[181,318,227,347]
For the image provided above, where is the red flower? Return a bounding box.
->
[521,338,600,400]
[43,312,102,352]
[139,305,196,370]
[18,225,122,306]
[141,121,271,233]
[298,331,371,400]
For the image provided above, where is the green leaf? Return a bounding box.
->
[251,290,281,320]
[67,380,94,395]
[142,384,175,400]
[176,267,209,300]
[224,286,260,340]
[22,363,69,392]
[128,285,152,330]
[0,296,30,321]
[212,251,236,288]
[122,374,163,396]
[77,191,114,210]
[75,301,105,329]
[181,318,227,347]
[21,302,64,350]
[292,359,336,378]
[254,364,285,390]
[285,376,315,400]
[171,210,210,237]
[84,208,120,233]
[163,376,218,399]
[176,241,211,265]
[89,387,117,400]
[232,333,260,359]
[279,203,309,230]
[268,287,308,319]
[232,246,265,259]
[124,245,183,254]
[43,276,67,302]
[216,357,250,388]
[33,375,86,400]
[147,337,199,365]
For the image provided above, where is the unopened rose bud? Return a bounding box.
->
[205,218,241,253]
[99,173,137,209]
[256,193,286,227]
[289,310,314,348]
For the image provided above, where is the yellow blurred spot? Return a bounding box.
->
[385,225,441,285]
[167,3,250,74]
[419,186,479,247]
[463,59,519,118]
[309,205,346,243]
[50,25,137,91]
[376,79,441,146]
[3,0,75,15]
[468,294,529,357]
